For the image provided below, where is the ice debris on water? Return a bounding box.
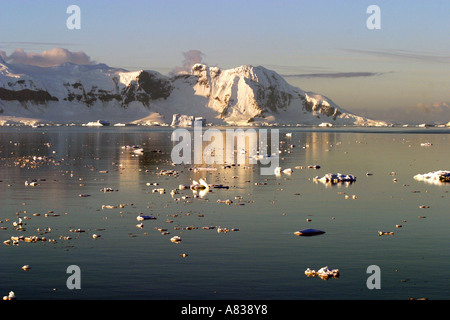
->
[190,178,209,190]
[378,231,394,236]
[137,215,156,221]
[25,180,39,186]
[3,291,16,300]
[305,266,340,279]
[274,167,293,175]
[313,173,356,184]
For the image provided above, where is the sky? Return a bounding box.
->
[0,0,449,124]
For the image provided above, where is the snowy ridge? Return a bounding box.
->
[0,60,386,126]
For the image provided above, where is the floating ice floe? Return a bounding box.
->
[102,205,117,209]
[25,180,38,186]
[3,291,16,300]
[190,178,209,190]
[413,170,450,184]
[378,231,394,236]
[275,167,293,175]
[305,266,339,279]
[152,188,165,194]
[318,122,333,127]
[137,215,156,221]
[217,227,239,233]
[313,173,356,184]
[294,229,325,236]
[78,194,91,197]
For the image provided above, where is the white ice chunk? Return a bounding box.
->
[414,170,450,184]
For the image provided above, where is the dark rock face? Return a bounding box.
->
[0,88,58,104]
[121,71,173,107]
[137,71,172,100]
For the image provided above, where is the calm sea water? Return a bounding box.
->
[0,125,448,300]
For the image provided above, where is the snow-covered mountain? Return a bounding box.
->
[0,59,386,126]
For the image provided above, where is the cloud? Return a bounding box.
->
[170,50,206,75]
[282,72,383,79]
[351,101,450,124]
[1,47,95,67]
[341,48,450,64]
[1,41,80,50]
[416,101,449,114]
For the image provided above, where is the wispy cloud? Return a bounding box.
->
[341,48,450,64]
[0,47,95,67]
[1,41,80,49]
[282,72,383,79]
[351,101,450,124]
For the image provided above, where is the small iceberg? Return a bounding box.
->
[313,173,356,184]
[414,170,450,184]
[275,167,293,175]
[137,215,156,221]
[305,266,339,279]
[189,179,210,197]
[294,228,325,236]
[25,179,39,186]
[3,291,16,300]
[84,120,110,126]
[190,178,209,191]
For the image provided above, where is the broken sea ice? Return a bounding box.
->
[305,266,340,279]
[313,173,356,183]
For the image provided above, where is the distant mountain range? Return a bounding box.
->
[0,57,387,126]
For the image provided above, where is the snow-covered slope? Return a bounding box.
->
[0,60,386,126]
